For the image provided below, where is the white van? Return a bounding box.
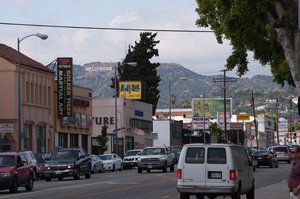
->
[176,144,254,199]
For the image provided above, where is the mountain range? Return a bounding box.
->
[72,62,298,114]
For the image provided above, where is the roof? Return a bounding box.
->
[0,43,54,73]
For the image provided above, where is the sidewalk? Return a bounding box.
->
[255,180,290,199]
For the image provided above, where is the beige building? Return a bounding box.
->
[0,44,55,153]
[54,85,93,154]
[92,98,153,156]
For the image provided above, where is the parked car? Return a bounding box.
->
[252,150,279,168]
[177,143,254,199]
[91,154,104,173]
[123,149,142,169]
[0,152,34,193]
[268,145,291,163]
[34,153,48,179]
[246,147,257,171]
[20,151,38,180]
[99,154,123,172]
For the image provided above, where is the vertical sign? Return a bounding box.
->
[57,57,73,117]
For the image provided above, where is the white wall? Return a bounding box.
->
[153,120,170,147]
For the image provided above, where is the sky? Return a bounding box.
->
[0,0,272,77]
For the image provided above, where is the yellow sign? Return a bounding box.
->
[119,81,141,99]
[237,113,250,121]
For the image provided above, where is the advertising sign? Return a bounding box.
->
[57,57,73,117]
[192,98,232,118]
[192,117,210,130]
[217,112,230,130]
[237,113,250,121]
[119,81,141,99]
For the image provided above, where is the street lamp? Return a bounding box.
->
[17,33,48,151]
[114,61,136,156]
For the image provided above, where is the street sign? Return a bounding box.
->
[237,113,250,121]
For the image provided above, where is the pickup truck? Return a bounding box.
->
[44,147,91,181]
[137,146,175,173]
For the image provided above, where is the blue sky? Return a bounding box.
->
[0,0,271,77]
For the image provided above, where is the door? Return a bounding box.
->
[181,146,206,186]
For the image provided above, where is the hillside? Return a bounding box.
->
[72,62,297,113]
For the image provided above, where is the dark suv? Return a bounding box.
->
[0,152,34,193]
[44,148,91,181]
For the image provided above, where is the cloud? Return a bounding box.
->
[110,13,139,27]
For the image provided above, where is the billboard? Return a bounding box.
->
[192,117,210,130]
[119,81,141,99]
[192,98,232,118]
[57,57,73,117]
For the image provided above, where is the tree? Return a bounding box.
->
[112,32,161,115]
[97,125,109,154]
[195,1,299,92]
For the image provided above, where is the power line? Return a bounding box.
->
[0,22,214,33]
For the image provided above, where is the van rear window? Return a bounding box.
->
[185,147,205,164]
[207,148,226,164]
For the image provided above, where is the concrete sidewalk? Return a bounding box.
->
[255,180,290,199]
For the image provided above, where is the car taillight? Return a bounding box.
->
[230,170,236,180]
[177,169,182,179]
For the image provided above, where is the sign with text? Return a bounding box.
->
[119,81,141,99]
[192,117,210,130]
[217,112,230,130]
[57,57,73,117]
[237,113,250,121]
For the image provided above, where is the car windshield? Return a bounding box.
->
[0,156,14,166]
[125,150,141,156]
[142,148,165,155]
[273,147,288,152]
[99,155,112,160]
[51,150,78,160]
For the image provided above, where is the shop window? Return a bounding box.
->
[36,125,46,153]
[24,124,32,150]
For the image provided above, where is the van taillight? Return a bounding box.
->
[177,169,182,179]
[230,170,236,180]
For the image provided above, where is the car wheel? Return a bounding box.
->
[119,164,123,171]
[146,169,151,173]
[93,165,98,174]
[232,187,241,199]
[162,164,168,173]
[58,177,63,181]
[100,165,104,173]
[137,167,142,173]
[9,177,18,193]
[287,160,291,164]
[170,163,175,172]
[85,168,91,179]
[25,175,33,191]
[112,164,115,172]
[45,177,52,182]
[270,161,274,168]
[275,163,279,168]
[246,184,255,199]
[180,192,190,199]
[74,168,80,180]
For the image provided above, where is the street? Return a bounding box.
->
[0,162,292,199]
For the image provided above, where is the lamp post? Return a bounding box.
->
[114,61,136,156]
[17,33,48,151]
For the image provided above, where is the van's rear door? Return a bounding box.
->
[182,146,206,185]
[205,147,229,186]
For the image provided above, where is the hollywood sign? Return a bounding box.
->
[85,66,113,72]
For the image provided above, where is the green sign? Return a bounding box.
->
[192,98,232,118]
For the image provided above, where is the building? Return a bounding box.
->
[54,85,93,154]
[0,43,55,152]
[92,98,153,157]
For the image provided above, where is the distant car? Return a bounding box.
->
[34,154,47,179]
[91,154,104,173]
[252,150,279,168]
[21,151,38,180]
[99,154,123,172]
[0,152,34,193]
[268,145,291,163]
[123,149,142,169]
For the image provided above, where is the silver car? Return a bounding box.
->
[268,145,291,163]
[91,154,104,173]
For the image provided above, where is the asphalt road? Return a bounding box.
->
[0,162,292,199]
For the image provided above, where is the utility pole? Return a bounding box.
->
[251,90,259,149]
[276,92,280,145]
[213,69,237,142]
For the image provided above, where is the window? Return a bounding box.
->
[26,82,29,102]
[185,147,205,164]
[36,125,46,154]
[47,87,51,107]
[70,134,79,148]
[31,83,34,103]
[24,124,32,150]
[207,148,226,164]
[58,133,68,148]
[39,84,42,104]
[35,83,38,104]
